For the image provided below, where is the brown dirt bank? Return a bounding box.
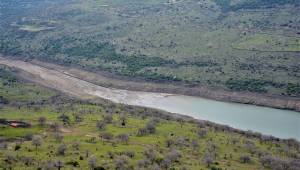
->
[1,56,300,111]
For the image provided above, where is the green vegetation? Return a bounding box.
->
[0,69,299,170]
[287,84,300,97]
[0,66,56,103]
[232,34,300,52]
[225,78,270,93]
[0,0,299,97]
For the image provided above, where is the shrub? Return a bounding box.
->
[56,144,67,155]
[117,134,129,144]
[96,120,106,131]
[240,155,251,163]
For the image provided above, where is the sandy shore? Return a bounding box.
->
[1,56,300,111]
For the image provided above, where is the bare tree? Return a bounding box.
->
[144,149,156,164]
[3,154,16,167]
[43,160,55,170]
[58,114,70,125]
[146,121,156,134]
[50,122,61,132]
[175,137,186,148]
[137,159,150,168]
[197,121,206,129]
[177,118,184,128]
[96,120,106,131]
[240,155,251,163]
[115,155,129,170]
[244,140,256,154]
[100,132,114,141]
[137,127,148,136]
[197,129,207,138]
[165,138,174,148]
[38,116,47,127]
[161,157,171,170]
[54,133,64,142]
[191,139,200,152]
[103,114,113,123]
[117,134,129,144]
[119,113,127,127]
[32,135,42,155]
[74,114,83,123]
[166,149,181,162]
[203,152,214,167]
[72,141,80,151]
[88,156,98,170]
[54,160,64,170]
[56,144,67,155]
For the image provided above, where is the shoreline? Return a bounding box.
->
[0,57,299,140]
[0,55,299,112]
[27,58,300,112]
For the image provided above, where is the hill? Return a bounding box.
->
[0,0,299,98]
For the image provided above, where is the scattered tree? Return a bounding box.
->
[54,133,64,142]
[32,135,42,155]
[72,141,80,151]
[115,155,130,170]
[96,120,106,131]
[57,144,67,155]
[58,114,70,125]
[117,134,129,144]
[203,152,214,167]
[88,156,98,170]
[197,129,207,138]
[54,160,64,170]
[146,121,156,134]
[119,113,127,126]
[240,155,251,163]
[103,114,113,123]
[38,117,47,127]
[191,139,200,152]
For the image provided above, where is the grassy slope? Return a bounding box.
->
[0,63,299,170]
[0,66,56,103]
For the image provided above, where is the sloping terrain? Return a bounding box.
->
[0,63,300,170]
[0,0,299,97]
[1,57,299,111]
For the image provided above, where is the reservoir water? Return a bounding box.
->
[1,58,299,140]
[92,89,300,140]
[137,94,300,140]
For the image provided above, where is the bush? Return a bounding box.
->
[96,120,106,130]
[56,144,67,155]
[240,155,251,163]
[225,78,268,93]
[287,83,300,96]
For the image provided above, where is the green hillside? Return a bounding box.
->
[0,0,299,96]
[0,66,299,170]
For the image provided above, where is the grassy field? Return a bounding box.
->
[0,0,299,97]
[1,59,300,170]
[232,33,300,52]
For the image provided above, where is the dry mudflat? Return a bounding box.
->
[0,56,300,111]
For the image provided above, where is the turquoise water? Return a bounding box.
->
[2,58,299,140]
[129,94,300,140]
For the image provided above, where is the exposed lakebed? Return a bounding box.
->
[1,58,299,140]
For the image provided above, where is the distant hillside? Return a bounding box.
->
[0,0,299,97]
[216,0,299,12]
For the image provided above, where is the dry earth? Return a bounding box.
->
[0,56,300,111]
